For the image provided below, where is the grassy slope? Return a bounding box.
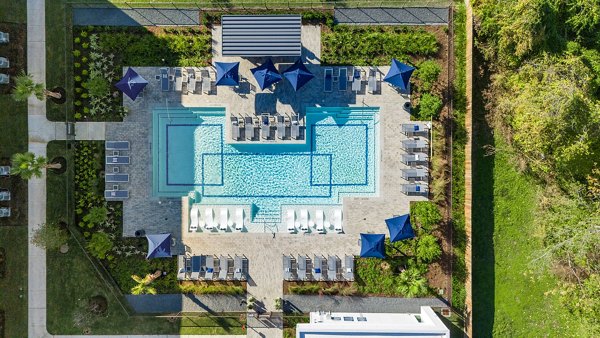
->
[0,227,28,338]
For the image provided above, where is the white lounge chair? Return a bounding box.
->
[187,68,196,94]
[299,209,309,232]
[0,57,9,69]
[0,166,10,177]
[287,209,296,233]
[174,67,183,92]
[0,74,9,85]
[219,208,229,231]
[0,207,9,218]
[331,209,343,233]
[0,189,10,202]
[189,205,199,232]
[234,208,244,231]
[205,256,215,280]
[204,208,215,230]
[0,32,9,44]
[315,209,325,234]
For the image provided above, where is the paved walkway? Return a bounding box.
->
[335,7,449,25]
[283,295,448,313]
[73,8,199,26]
[125,294,246,314]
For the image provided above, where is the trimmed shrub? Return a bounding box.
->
[416,60,441,91]
[417,93,443,120]
[411,201,442,232]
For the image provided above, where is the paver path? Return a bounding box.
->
[283,295,449,313]
[335,7,449,25]
[73,8,199,26]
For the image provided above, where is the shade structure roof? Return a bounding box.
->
[385,214,416,242]
[360,233,386,259]
[251,58,283,90]
[146,233,171,259]
[215,61,240,86]
[221,15,302,57]
[383,58,415,91]
[115,67,148,100]
[282,59,315,91]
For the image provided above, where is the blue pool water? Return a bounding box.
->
[152,106,380,222]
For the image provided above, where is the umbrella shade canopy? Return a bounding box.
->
[359,233,386,259]
[146,233,172,259]
[383,58,415,91]
[215,61,240,86]
[251,58,283,90]
[115,67,148,100]
[385,214,415,242]
[282,59,315,91]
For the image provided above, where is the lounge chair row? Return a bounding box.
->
[160,67,214,94]
[104,141,130,201]
[286,209,343,234]
[231,114,302,141]
[189,206,245,232]
[177,254,248,281]
[324,66,379,94]
[283,254,354,281]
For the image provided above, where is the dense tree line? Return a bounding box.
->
[473,0,600,331]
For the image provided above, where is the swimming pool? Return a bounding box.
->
[152,106,380,224]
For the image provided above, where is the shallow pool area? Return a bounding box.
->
[153,106,380,228]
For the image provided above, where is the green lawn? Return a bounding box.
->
[0,227,28,338]
[471,132,589,335]
[0,0,26,23]
[46,1,72,122]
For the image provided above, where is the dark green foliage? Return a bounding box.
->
[86,75,110,98]
[415,60,442,91]
[416,234,442,263]
[410,201,442,232]
[86,232,113,260]
[322,26,438,65]
[416,93,443,120]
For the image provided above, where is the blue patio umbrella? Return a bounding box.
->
[251,58,283,91]
[215,61,240,86]
[385,214,415,242]
[115,67,148,100]
[383,58,415,92]
[282,59,315,91]
[146,233,172,259]
[359,233,386,259]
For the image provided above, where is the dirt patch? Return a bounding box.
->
[0,23,26,95]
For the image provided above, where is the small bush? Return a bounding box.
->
[81,69,88,76]
[74,37,81,44]
[411,201,442,232]
[31,223,69,251]
[416,234,442,263]
[80,31,88,38]
[87,232,113,260]
[81,56,88,64]
[416,60,441,91]
[74,76,82,82]
[74,62,81,68]
[74,100,82,106]
[82,42,89,49]
[417,93,443,120]
[73,50,81,57]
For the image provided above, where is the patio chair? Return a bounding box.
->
[160,67,169,91]
[338,68,348,91]
[218,255,228,280]
[277,115,286,139]
[401,183,429,195]
[0,189,10,201]
[401,122,430,136]
[283,255,292,280]
[291,115,300,140]
[244,116,255,140]
[105,155,130,165]
[189,204,199,232]
[105,174,129,183]
[327,256,338,281]
[0,166,9,177]
[315,209,325,234]
[351,68,363,92]
[234,208,244,231]
[401,168,429,181]
[287,209,296,233]
[331,209,343,233]
[174,68,183,92]
[204,208,215,230]
[324,68,333,92]
[261,114,271,140]
[205,255,215,280]
[344,255,354,281]
[234,255,243,280]
[368,67,378,94]
[313,255,323,280]
[201,69,211,94]
[187,68,197,94]
[0,74,9,85]
[297,255,307,281]
[401,138,428,152]
[401,152,429,165]
[105,141,129,151]
[0,57,9,69]
[0,207,9,218]
[104,189,128,200]
[190,255,202,280]
[299,209,309,232]
[0,32,9,44]
[219,208,229,231]
[177,256,187,280]
[231,116,241,141]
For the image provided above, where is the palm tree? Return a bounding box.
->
[10,152,61,180]
[11,71,62,102]
[130,270,161,295]
[397,267,429,297]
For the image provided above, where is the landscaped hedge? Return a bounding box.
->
[201,9,334,27]
[322,26,439,66]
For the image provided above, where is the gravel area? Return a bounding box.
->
[125,294,246,313]
[73,8,199,26]
[335,7,449,25]
[283,295,449,313]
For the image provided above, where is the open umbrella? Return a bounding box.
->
[115,67,148,100]
[359,233,386,259]
[282,59,315,91]
[146,233,171,259]
[215,61,240,86]
[383,58,415,92]
[385,214,415,242]
[251,58,282,90]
